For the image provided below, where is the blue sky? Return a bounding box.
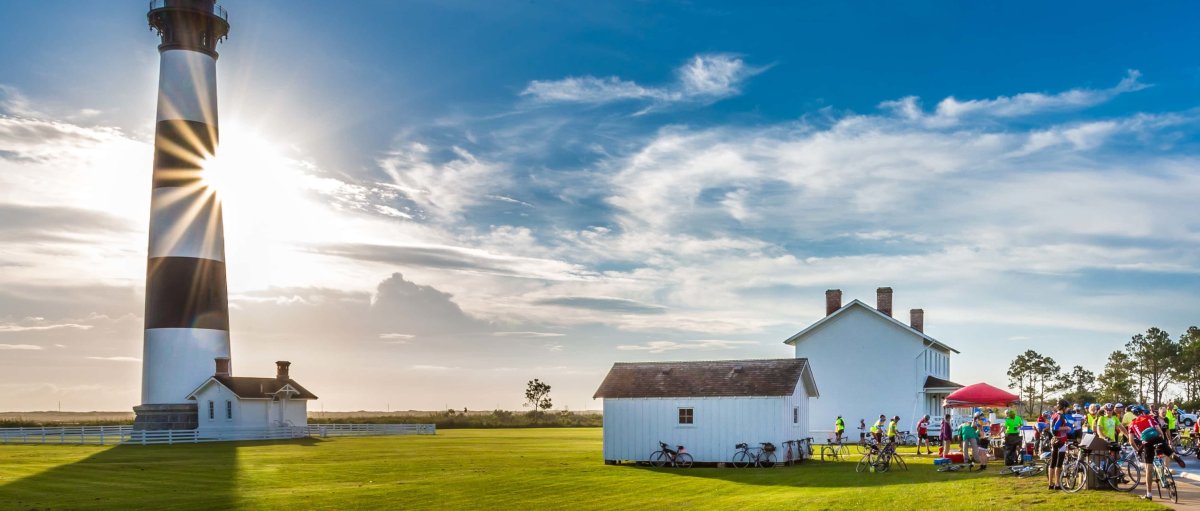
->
[1,1,1199,411]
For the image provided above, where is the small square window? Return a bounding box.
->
[678,407,694,425]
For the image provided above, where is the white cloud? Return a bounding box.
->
[0,344,43,350]
[616,339,759,353]
[86,356,140,362]
[0,322,93,333]
[881,70,1149,126]
[521,53,765,108]
[493,331,565,338]
[379,143,506,221]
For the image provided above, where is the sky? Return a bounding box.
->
[1,1,1199,412]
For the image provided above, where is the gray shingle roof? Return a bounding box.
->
[593,358,816,399]
[211,376,318,399]
[924,376,963,390]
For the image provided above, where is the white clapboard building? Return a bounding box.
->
[593,359,819,464]
[784,287,961,439]
[185,359,317,432]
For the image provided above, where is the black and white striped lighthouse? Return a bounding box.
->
[134,0,232,430]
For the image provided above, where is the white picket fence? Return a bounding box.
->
[0,423,436,446]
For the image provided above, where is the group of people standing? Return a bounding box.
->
[1042,399,1191,501]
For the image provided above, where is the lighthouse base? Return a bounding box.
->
[133,403,198,431]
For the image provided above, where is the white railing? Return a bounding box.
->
[0,423,435,446]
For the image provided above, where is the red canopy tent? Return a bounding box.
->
[942,382,1020,409]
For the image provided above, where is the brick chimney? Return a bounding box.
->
[214,357,231,377]
[276,361,290,380]
[876,287,893,317]
[910,309,924,333]
[825,289,843,316]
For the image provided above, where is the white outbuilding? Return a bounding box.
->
[185,358,317,432]
[593,358,819,464]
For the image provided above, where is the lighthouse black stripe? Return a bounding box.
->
[152,119,218,189]
[145,256,229,330]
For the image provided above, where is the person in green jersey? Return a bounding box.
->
[1094,403,1127,461]
[1085,403,1100,434]
[871,414,885,444]
[960,415,988,469]
[1002,409,1024,466]
[1166,404,1178,438]
[834,416,845,444]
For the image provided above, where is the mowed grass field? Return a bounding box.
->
[0,428,1168,510]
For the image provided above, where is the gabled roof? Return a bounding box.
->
[924,376,964,390]
[593,358,818,399]
[186,376,318,400]
[782,299,959,354]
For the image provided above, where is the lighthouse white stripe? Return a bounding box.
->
[148,186,225,261]
[156,49,218,124]
[142,328,231,405]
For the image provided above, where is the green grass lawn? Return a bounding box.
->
[0,428,1169,510]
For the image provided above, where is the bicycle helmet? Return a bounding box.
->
[1114,403,1124,409]
[1128,405,1146,415]
[1103,403,1114,411]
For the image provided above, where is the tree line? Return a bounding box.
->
[1008,326,1200,416]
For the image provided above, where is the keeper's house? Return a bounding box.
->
[784,287,961,438]
[185,359,317,432]
[593,359,818,464]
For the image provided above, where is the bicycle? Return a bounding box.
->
[897,430,918,446]
[1058,442,1137,492]
[1171,432,1197,457]
[649,441,693,468]
[731,442,776,468]
[1001,451,1049,477]
[821,440,850,462]
[1146,446,1179,503]
[879,441,908,471]
[799,437,814,461]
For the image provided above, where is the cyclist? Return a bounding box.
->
[834,415,845,444]
[1113,403,1127,443]
[1129,404,1186,500]
[960,414,987,470]
[871,414,886,445]
[1002,409,1024,466]
[917,414,932,455]
[1094,403,1126,462]
[886,415,900,446]
[939,413,953,457]
[1165,403,1178,440]
[858,418,866,442]
[1048,400,1072,491]
[1085,403,1100,434]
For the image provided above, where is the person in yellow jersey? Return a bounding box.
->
[887,416,900,446]
[1166,403,1179,439]
[871,414,885,445]
[1085,403,1101,434]
[834,415,845,444]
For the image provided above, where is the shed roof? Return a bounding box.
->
[593,358,817,399]
[187,376,318,400]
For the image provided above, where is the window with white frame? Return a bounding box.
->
[793,406,800,424]
[678,407,694,425]
[225,400,233,420]
[207,400,214,420]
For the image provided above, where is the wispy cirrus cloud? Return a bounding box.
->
[881,70,1150,125]
[521,53,767,109]
[0,344,43,350]
[616,340,759,353]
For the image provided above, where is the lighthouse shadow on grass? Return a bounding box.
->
[0,439,261,510]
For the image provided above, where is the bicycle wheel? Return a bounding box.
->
[1059,460,1086,493]
[836,444,849,459]
[855,441,865,454]
[759,452,777,468]
[1020,460,1047,478]
[1165,470,1178,503]
[856,454,872,473]
[874,456,891,473]
[820,446,834,462]
[1100,459,1133,492]
[1180,437,1197,457]
[676,453,693,468]
[891,453,907,471]
[731,450,750,468]
[649,451,667,468]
